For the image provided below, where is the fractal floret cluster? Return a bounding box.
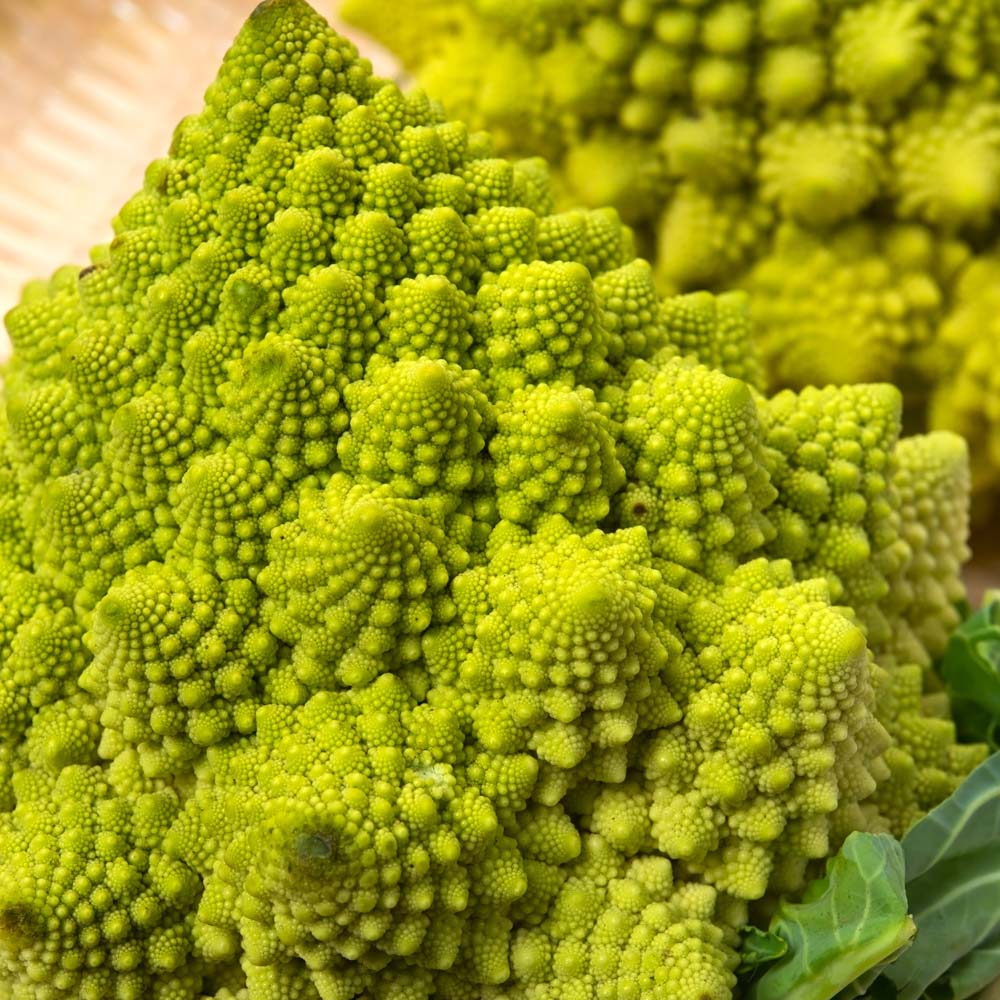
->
[342,0,1000,506]
[0,2,985,999]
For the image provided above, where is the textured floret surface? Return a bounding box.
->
[0,2,985,998]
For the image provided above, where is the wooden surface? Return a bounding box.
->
[969,525,1000,605]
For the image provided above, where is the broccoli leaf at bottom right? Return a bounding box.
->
[875,752,1000,1000]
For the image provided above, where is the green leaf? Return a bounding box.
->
[878,753,1000,1000]
[748,832,915,1000]
[940,931,1000,1000]
[738,926,788,976]
[860,976,899,1000]
[939,597,1000,748]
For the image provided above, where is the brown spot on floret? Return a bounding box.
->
[0,903,42,946]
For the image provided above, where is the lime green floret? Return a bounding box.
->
[339,356,493,497]
[342,0,1000,510]
[166,675,537,985]
[0,1,987,998]
[616,353,776,581]
[0,765,201,1000]
[491,384,624,527]
[648,560,890,899]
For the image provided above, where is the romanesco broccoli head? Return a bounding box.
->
[0,1,986,998]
